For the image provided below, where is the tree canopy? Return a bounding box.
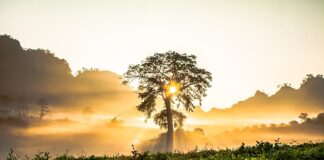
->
[123,51,212,129]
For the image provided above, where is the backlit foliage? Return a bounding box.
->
[123,51,212,128]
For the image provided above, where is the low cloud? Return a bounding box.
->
[0,116,160,157]
[211,112,324,148]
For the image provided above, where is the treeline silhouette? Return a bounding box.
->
[220,112,324,136]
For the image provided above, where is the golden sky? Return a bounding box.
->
[1,0,324,110]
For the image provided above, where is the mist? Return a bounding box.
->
[1,35,324,157]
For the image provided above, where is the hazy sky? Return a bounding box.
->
[1,0,324,110]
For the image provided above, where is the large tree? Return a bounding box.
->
[123,51,212,151]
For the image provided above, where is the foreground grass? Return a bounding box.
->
[7,141,324,160]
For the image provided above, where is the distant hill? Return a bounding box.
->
[192,74,324,121]
[2,34,324,121]
[0,35,139,116]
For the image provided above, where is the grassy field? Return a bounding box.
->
[7,141,324,160]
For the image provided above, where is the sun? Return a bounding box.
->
[165,80,180,97]
[169,86,177,94]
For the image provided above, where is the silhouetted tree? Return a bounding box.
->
[289,120,299,126]
[193,128,205,136]
[123,51,212,151]
[298,113,308,122]
[37,98,49,119]
[277,83,291,89]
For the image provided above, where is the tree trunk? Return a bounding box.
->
[165,98,174,152]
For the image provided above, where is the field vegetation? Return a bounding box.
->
[6,141,324,160]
